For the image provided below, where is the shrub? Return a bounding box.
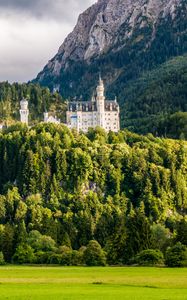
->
[0,251,5,265]
[13,244,35,264]
[83,240,106,266]
[133,249,164,266]
[38,236,56,252]
[71,250,83,266]
[35,251,54,264]
[60,251,73,266]
[151,224,171,251]
[48,254,62,264]
[165,243,187,267]
[58,245,72,254]
[176,219,187,246]
[49,247,85,266]
[27,231,56,252]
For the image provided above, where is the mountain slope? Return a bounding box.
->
[0,82,65,124]
[121,54,187,136]
[35,0,187,134]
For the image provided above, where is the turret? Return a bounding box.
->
[96,76,105,99]
[96,76,105,113]
[44,112,49,122]
[96,76,105,127]
[20,98,29,125]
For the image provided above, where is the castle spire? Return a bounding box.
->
[20,98,29,125]
[99,73,104,86]
[96,74,105,99]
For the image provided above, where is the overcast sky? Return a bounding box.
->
[0,0,95,83]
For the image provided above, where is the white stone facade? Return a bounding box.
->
[44,112,61,124]
[20,99,29,125]
[66,78,120,132]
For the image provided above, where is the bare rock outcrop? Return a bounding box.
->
[36,0,186,88]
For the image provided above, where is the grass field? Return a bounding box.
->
[0,266,186,300]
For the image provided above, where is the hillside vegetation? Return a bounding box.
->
[0,124,186,264]
[0,82,66,124]
[121,54,187,137]
[1,54,187,140]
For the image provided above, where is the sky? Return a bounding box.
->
[0,0,95,83]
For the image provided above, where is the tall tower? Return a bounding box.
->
[44,112,49,122]
[20,99,29,125]
[96,76,105,127]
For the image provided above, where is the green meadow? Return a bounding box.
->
[0,266,186,300]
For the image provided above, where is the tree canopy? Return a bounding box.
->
[0,124,186,264]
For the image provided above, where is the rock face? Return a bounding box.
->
[35,0,187,99]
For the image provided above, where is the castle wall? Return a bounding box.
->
[66,78,120,133]
[66,109,120,132]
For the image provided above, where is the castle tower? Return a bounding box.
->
[96,76,105,127]
[20,99,29,125]
[44,112,49,122]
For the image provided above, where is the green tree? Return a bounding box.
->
[151,224,171,251]
[0,252,5,265]
[123,208,152,262]
[176,219,187,245]
[165,243,187,267]
[133,249,164,266]
[2,224,14,262]
[13,244,35,264]
[27,230,56,252]
[83,240,106,266]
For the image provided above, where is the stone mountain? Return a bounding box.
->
[34,0,187,135]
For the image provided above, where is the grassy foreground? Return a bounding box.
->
[0,266,186,300]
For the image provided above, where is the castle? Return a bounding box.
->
[19,78,120,132]
[66,77,120,132]
[44,112,60,124]
[20,98,29,125]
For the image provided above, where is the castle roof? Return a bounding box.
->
[20,98,28,104]
[67,100,119,112]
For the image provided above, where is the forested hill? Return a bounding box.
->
[0,124,186,264]
[0,73,187,140]
[0,82,66,124]
[120,54,187,138]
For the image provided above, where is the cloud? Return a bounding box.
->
[0,0,95,21]
[0,0,96,82]
[0,16,72,82]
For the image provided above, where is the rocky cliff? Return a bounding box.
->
[35,0,187,133]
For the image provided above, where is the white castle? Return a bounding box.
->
[44,112,60,124]
[66,77,120,132]
[19,78,120,132]
[20,98,29,125]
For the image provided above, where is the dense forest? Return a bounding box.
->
[0,82,66,124]
[0,124,186,266]
[120,55,187,138]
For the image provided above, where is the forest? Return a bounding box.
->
[120,54,187,138]
[0,124,186,266]
[0,82,66,124]
[1,66,187,141]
